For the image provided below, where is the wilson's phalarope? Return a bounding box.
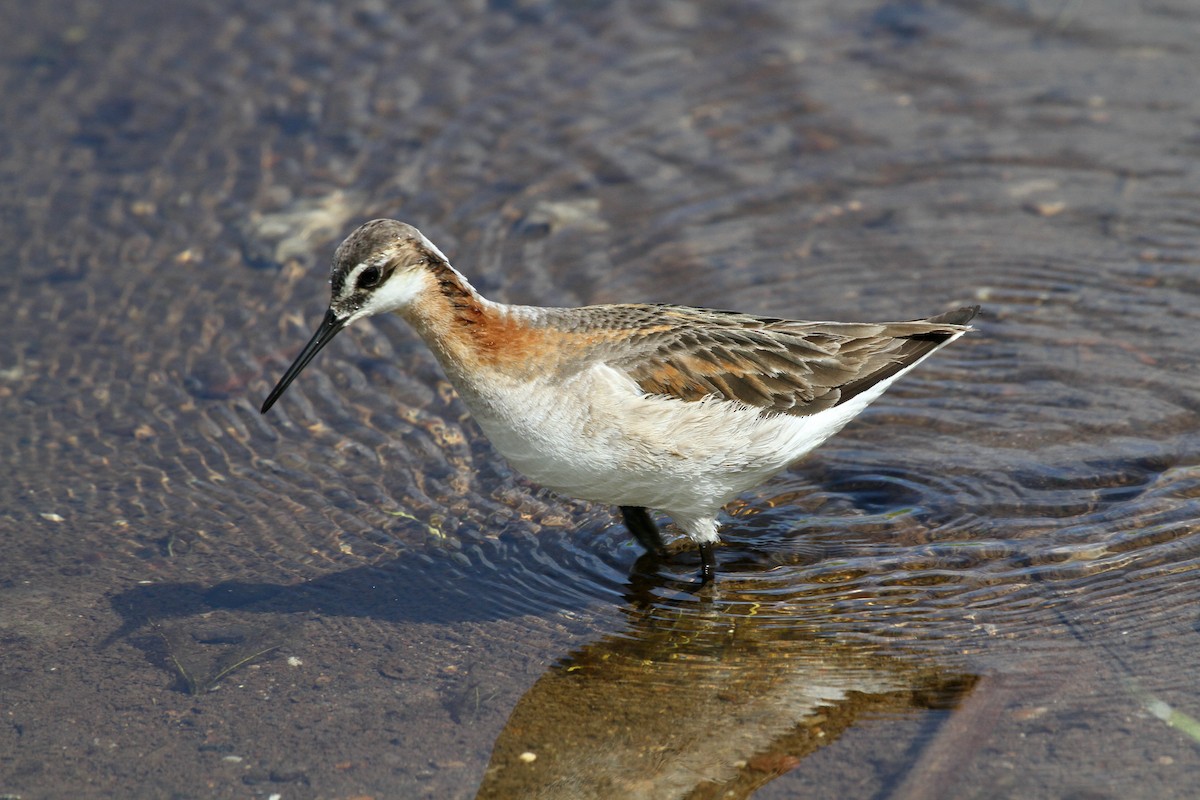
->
[262,219,977,581]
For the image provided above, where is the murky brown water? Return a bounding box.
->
[3,0,1200,797]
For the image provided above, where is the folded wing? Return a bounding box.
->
[610,305,978,417]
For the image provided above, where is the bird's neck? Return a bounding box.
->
[397,262,556,383]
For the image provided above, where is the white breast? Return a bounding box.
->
[457,360,910,524]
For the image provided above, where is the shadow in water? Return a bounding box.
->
[107,530,625,641]
[106,515,855,645]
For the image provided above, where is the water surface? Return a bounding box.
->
[2,1,1200,797]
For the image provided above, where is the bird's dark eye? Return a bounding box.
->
[358,266,382,289]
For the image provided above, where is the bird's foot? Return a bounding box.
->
[698,542,717,583]
[620,506,669,558]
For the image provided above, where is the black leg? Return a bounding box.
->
[698,542,717,583]
[620,506,668,557]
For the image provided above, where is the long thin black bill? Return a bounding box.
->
[260,309,347,413]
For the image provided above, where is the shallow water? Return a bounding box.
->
[3,0,1200,797]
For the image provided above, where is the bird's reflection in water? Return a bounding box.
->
[476,566,977,800]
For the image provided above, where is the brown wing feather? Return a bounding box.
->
[603,305,977,417]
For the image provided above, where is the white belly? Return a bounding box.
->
[458,363,882,520]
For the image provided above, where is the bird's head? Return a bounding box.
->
[260,219,451,413]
